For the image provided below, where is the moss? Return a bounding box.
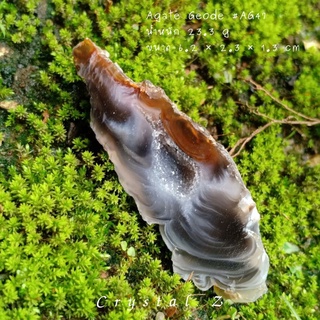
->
[0,0,319,319]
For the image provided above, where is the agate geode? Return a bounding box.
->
[73,38,269,303]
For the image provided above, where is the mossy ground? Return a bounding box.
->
[0,0,319,319]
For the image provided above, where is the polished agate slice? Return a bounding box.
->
[73,38,269,303]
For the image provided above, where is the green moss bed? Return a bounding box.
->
[0,0,319,319]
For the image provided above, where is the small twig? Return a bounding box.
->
[242,77,319,122]
[250,107,320,126]
[230,107,320,158]
[229,121,274,157]
[229,78,320,157]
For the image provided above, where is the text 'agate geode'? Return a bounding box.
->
[73,38,269,303]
